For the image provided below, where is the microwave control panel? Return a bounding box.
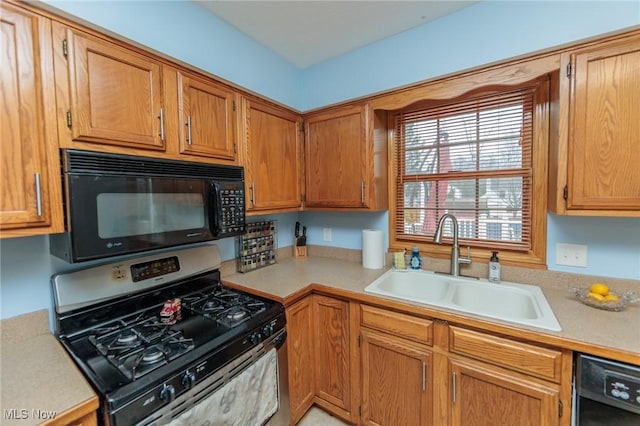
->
[217,181,245,237]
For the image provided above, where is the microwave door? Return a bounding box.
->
[63,174,213,261]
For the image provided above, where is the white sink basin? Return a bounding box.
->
[364,270,561,331]
[369,269,450,302]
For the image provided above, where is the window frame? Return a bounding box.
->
[388,77,550,268]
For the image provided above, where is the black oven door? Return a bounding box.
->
[61,173,214,261]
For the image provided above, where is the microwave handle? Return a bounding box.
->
[210,181,223,237]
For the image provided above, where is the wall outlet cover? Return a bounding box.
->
[556,243,588,267]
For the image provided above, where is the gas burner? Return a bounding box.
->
[203,300,224,312]
[117,331,139,345]
[217,307,250,327]
[141,348,165,364]
[227,309,248,322]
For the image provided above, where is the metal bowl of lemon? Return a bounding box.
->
[571,283,639,312]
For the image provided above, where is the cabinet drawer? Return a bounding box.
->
[360,305,432,345]
[449,326,563,383]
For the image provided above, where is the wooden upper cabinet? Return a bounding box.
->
[552,34,640,215]
[304,103,388,210]
[177,70,236,160]
[0,2,63,236]
[53,23,165,151]
[305,103,368,208]
[241,97,302,213]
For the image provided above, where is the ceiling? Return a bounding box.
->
[197,1,479,69]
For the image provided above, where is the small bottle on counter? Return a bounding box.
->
[409,246,422,270]
[489,251,501,283]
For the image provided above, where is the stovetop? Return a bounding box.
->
[56,270,284,395]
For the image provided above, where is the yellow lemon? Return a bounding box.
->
[590,283,609,296]
[587,292,606,302]
[604,294,619,303]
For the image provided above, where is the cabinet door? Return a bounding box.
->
[449,357,560,426]
[313,295,351,413]
[178,70,236,160]
[285,298,315,425]
[60,25,165,150]
[361,328,432,426]
[566,37,640,210]
[305,104,369,208]
[243,98,302,212]
[1,3,62,235]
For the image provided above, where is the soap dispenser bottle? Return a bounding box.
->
[489,251,501,283]
[409,246,422,270]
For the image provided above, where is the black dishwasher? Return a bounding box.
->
[574,354,640,425]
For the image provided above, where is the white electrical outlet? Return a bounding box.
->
[556,243,588,267]
[323,228,332,242]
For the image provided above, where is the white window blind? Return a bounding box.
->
[394,86,538,251]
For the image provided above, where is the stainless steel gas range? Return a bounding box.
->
[51,245,286,425]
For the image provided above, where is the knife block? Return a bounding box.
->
[294,244,307,259]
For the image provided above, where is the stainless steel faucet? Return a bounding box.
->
[433,213,472,276]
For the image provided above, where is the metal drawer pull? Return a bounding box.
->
[34,173,42,217]
[186,116,192,145]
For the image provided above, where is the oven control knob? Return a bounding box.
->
[160,384,176,403]
[261,324,273,337]
[249,332,262,345]
[181,371,196,390]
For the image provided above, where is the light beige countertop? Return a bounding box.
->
[224,255,640,365]
[0,310,98,426]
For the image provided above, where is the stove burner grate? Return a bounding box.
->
[181,289,267,327]
[115,333,195,380]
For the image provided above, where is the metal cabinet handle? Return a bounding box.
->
[34,173,42,217]
[360,181,365,205]
[158,108,165,141]
[186,115,192,145]
[252,183,256,206]
[452,371,457,403]
[422,361,427,392]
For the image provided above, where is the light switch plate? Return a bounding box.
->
[556,243,588,267]
[323,228,332,242]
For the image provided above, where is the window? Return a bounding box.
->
[391,78,550,265]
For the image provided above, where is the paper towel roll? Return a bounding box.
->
[362,229,385,269]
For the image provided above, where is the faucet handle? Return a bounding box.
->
[459,246,472,264]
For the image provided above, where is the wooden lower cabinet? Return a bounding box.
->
[360,328,432,426]
[313,295,353,418]
[449,356,561,426]
[287,294,355,425]
[286,297,315,424]
[288,299,570,426]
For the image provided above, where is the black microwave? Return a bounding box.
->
[50,150,245,263]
